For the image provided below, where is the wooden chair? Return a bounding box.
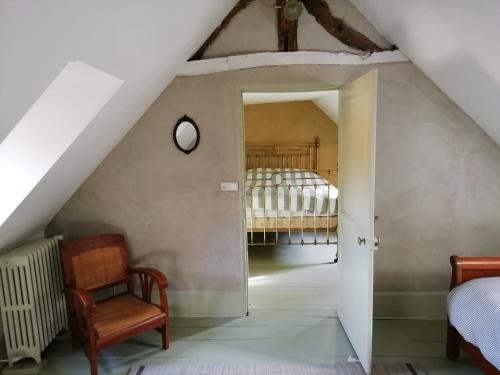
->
[60,234,169,375]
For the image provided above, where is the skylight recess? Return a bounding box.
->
[0,61,123,227]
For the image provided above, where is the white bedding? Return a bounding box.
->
[246,168,338,217]
[448,277,500,370]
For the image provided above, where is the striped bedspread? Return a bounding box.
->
[246,168,338,216]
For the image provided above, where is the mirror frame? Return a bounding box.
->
[173,115,200,155]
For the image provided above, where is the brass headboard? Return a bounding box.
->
[245,137,320,173]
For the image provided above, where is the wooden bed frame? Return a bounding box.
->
[245,137,338,237]
[447,256,500,375]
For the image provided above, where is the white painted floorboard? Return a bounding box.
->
[6,241,481,374]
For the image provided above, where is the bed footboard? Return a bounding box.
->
[447,255,500,374]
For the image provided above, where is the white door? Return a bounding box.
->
[338,70,378,374]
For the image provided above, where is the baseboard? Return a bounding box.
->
[373,291,448,320]
[167,291,247,317]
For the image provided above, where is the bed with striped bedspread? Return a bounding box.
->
[246,168,338,217]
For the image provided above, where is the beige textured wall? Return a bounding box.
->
[48,63,500,310]
[203,0,390,58]
[244,101,338,184]
[203,0,277,58]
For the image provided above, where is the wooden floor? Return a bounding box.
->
[5,240,481,375]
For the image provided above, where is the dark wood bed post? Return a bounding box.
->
[447,255,500,374]
[447,256,460,361]
[446,323,460,361]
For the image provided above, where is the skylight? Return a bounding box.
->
[0,61,123,227]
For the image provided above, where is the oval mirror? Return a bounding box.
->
[173,115,200,154]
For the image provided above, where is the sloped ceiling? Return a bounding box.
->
[243,91,339,122]
[350,0,500,146]
[4,0,497,250]
[203,0,391,59]
[0,0,236,249]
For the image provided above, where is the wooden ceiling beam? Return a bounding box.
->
[277,0,298,52]
[301,0,383,52]
[189,0,254,61]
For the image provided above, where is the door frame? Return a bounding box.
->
[235,82,343,314]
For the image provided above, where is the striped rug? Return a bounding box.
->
[129,363,426,375]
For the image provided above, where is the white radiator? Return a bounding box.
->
[0,236,67,365]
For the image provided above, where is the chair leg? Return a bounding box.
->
[162,324,169,350]
[69,324,80,350]
[447,320,459,361]
[89,346,98,375]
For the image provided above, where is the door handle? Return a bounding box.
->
[357,237,366,246]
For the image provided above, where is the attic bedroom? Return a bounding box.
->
[1,1,499,375]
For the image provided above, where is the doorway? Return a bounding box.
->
[242,92,340,348]
[243,91,339,248]
[239,70,378,373]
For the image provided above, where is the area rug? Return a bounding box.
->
[128,363,426,375]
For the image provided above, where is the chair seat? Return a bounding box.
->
[92,294,164,339]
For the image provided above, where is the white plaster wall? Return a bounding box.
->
[375,64,500,291]
[203,0,390,58]
[49,62,500,317]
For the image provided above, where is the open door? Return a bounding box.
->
[338,70,378,374]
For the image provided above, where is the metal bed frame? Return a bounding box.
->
[245,137,338,246]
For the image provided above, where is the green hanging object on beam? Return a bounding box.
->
[283,0,303,21]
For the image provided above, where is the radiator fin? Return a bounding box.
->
[0,237,67,366]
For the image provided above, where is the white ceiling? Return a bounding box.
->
[243,90,337,104]
[0,0,236,249]
[243,91,339,122]
[350,0,500,146]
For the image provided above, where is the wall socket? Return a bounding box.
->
[220,182,239,192]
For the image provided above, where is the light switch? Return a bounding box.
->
[221,182,239,192]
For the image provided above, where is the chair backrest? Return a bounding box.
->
[61,234,130,291]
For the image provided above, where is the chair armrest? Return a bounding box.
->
[129,268,168,309]
[65,287,96,315]
[130,267,168,289]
